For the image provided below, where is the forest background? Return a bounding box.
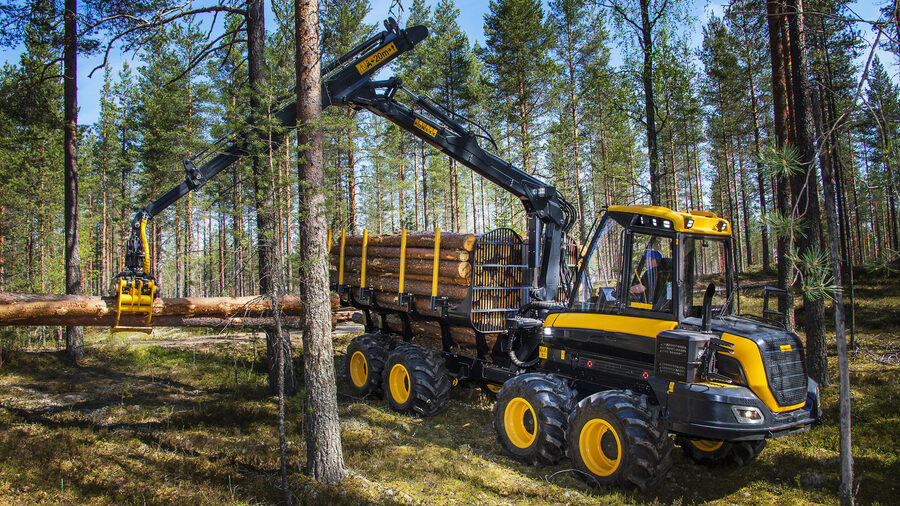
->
[0,0,897,333]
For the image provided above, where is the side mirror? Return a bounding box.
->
[702,283,716,332]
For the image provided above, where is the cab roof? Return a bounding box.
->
[607,205,732,236]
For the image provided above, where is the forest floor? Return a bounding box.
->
[0,270,897,505]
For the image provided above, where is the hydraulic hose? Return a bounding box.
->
[507,332,540,368]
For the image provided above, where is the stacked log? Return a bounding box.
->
[330,231,476,308]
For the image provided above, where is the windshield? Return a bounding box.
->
[681,236,733,319]
[571,217,625,313]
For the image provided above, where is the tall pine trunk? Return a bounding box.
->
[63,0,83,362]
[786,0,827,386]
[766,0,795,329]
[295,0,345,484]
[640,0,661,205]
[247,0,297,396]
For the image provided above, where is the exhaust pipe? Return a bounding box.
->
[702,283,716,333]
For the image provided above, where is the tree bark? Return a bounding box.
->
[786,0,827,386]
[640,0,661,205]
[766,0,796,329]
[814,18,854,504]
[295,0,345,484]
[63,0,83,363]
[247,0,296,396]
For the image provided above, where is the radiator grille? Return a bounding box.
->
[470,228,527,333]
[761,334,807,406]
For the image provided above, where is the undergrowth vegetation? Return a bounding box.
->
[0,272,897,504]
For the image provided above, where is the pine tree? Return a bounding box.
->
[602,0,688,205]
[549,0,609,240]
[483,0,555,177]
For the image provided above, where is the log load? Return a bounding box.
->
[0,292,340,328]
[342,231,477,251]
[335,272,469,301]
[332,256,471,281]
[341,245,470,262]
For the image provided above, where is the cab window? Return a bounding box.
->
[626,233,675,313]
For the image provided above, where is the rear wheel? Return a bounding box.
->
[344,333,388,397]
[493,373,574,465]
[567,390,673,491]
[679,438,767,466]
[382,344,451,416]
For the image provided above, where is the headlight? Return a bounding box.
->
[732,406,765,424]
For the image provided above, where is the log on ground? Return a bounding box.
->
[0,292,339,327]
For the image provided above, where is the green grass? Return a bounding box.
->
[0,272,897,504]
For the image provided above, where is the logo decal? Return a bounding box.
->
[414,118,437,137]
[355,42,398,75]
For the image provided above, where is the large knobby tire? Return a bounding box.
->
[382,344,451,417]
[493,373,575,465]
[344,333,388,397]
[567,390,673,492]
[679,438,767,466]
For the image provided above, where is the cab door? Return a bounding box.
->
[540,213,678,383]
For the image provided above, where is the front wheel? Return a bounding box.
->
[567,390,673,491]
[678,438,767,466]
[493,373,574,465]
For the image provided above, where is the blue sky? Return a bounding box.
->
[0,0,894,126]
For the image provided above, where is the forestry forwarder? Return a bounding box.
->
[115,17,821,491]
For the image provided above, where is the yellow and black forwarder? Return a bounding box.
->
[115,16,821,492]
[323,19,821,492]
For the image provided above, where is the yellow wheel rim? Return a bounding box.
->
[349,351,368,388]
[389,363,411,405]
[504,397,537,449]
[486,384,502,393]
[690,439,724,452]
[579,419,622,477]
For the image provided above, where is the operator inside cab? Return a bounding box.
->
[629,249,673,311]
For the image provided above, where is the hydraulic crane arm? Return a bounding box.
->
[120,19,426,274]
[118,16,573,330]
[115,18,427,325]
[339,78,576,298]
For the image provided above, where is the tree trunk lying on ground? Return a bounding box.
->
[0,292,340,328]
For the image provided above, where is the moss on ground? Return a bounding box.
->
[0,272,897,504]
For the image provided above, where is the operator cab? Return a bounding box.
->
[571,205,735,324]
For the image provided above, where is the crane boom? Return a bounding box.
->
[117,17,573,329]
